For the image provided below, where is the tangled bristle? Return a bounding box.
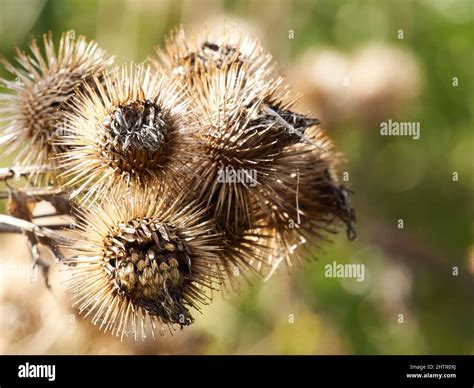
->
[63,183,223,340]
[0,32,113,182]
[56,63,194,204]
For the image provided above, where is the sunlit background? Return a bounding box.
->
[0,0,473,355]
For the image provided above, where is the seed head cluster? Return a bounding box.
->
[0,25,356,340]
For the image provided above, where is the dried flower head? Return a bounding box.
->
[154,24,274,83]
[259,127,356,273]
[56,64,193,203]
[155,24,317,147]
[0,32,113,181]
[181,64,321,282]
[64,183,222,340]
[189,64,320,226]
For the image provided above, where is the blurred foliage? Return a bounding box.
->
[0,0,472,354]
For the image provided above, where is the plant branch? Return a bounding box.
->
[0,187,66,199]
[0,165,51,181]
[0,214,73,243]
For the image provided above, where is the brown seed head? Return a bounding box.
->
[0,32,113,182]
[154,24,274,84]
[56,64,194,204]
[63,183,223,340]
[258,127,356,274]
[189,64,320,227]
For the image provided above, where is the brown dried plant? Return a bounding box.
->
[63,182,222,340]
[0,26,356,340]
[55,63,194,204]
[0,32,114,183]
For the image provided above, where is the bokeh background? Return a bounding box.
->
[0,0,473,354]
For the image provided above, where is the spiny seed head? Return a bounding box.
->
[186,64,325,284]
[154,24,274,84]
[258,127,356,273]
[0,32,113,182]
[155,24,309,146]
[189,64,320,231]
[106,99,171,152]
[63,183,223,340]
[56,63,194,204]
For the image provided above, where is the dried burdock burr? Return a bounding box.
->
[154,24,318,147]
[55,63,194,204]
[0,24,357,341]
[213,204,275,288]
[0,32,113,182]
[63,182,223,340]
[259,126,356,273]
[188,64,287,229]
[190,65,322,219]
[186,63,323,280]
[153,24,274,83]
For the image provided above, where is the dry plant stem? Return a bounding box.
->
[0,214,73,288]
[0,165,51,180]
[27,229,50,288]
[0,165,67,203]
[0,187,65,199]
[0,214,72,243]
[0,165,70,215]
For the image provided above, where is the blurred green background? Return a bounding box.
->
[0,0,472,355]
